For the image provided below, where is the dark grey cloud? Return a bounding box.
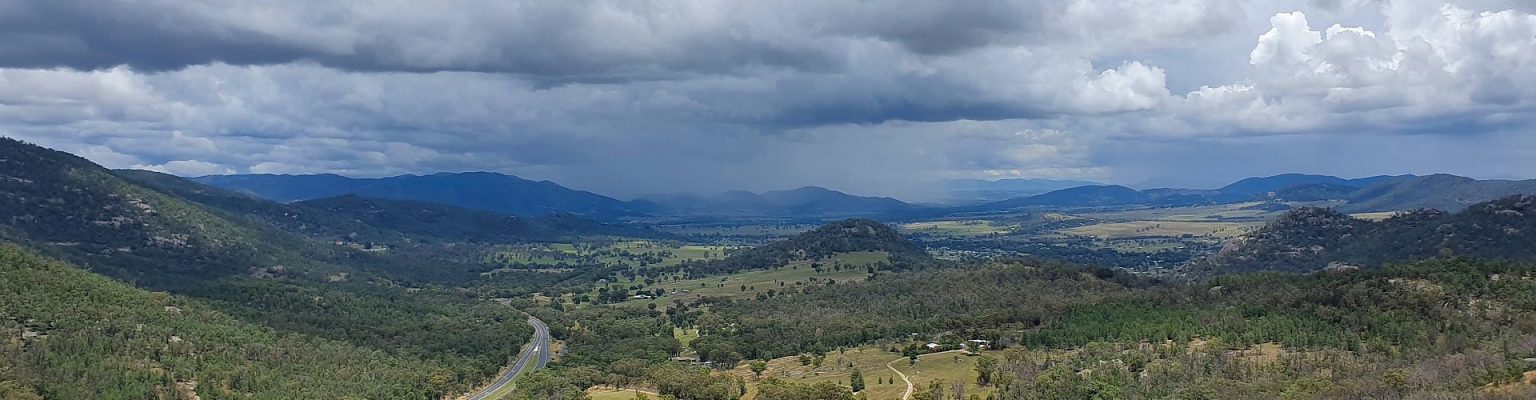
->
[0,1,323,71]
[0,0,1230,79]
[0,0,1533,201]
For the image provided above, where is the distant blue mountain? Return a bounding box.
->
[194,172,643,218]
[942,178,1103,202]
[984,185,1150,208]
[973,174,1451,211]
[639,186,911,217]
[1342,174,1536,212]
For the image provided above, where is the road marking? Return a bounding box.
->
[465,317,551,400]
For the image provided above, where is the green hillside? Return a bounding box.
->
[0,139,532,394]
[1204,195,1536,273]
[686,219,933,276]
[0,245,479,399]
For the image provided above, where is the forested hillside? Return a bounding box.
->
[0,139,534,396]
[1204,195,1536,273]
[0,245,486,399]
[687,218,933,275]
[0,138,301,286]
[1343,174,1536,212]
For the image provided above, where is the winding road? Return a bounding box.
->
[887,350,968,400]
[467,316,551,400]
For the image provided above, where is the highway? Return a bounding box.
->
[467,316,551,400]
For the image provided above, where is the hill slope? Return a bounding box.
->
[0,138,313,285]
[0,139,533,391]
[1203,195,1536,272]
[0,245,484,398]
[1342,174,1536,212]
[691,219,932,275]
[195,172,643,218]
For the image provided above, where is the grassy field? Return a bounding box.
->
[722,347,994,400]
[587,388,654,400]
[891,350,996,400]
[674,327,700,347]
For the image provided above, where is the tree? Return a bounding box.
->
[611,359,651,388]
[757,379,853,400]
[904,344,921,366]
[850,368,866,393]
[750,361,769,379]
[913,380,945,400]
[974,355,998,386]
[508,371,589,400]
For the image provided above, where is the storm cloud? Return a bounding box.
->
[0,0,1533,200]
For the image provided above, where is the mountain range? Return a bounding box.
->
[73,159,1536,220]
[975,173,1536,213]
[194,172,646,218]
[197,173,915,219]
[0,138,645,285]
[941,178,1104,202]
[636,187,912,217]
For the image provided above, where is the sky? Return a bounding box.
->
[1,0,1534,201]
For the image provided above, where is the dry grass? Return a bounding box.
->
[721,347,994,400]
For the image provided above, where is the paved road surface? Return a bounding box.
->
[467,317,551,400]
